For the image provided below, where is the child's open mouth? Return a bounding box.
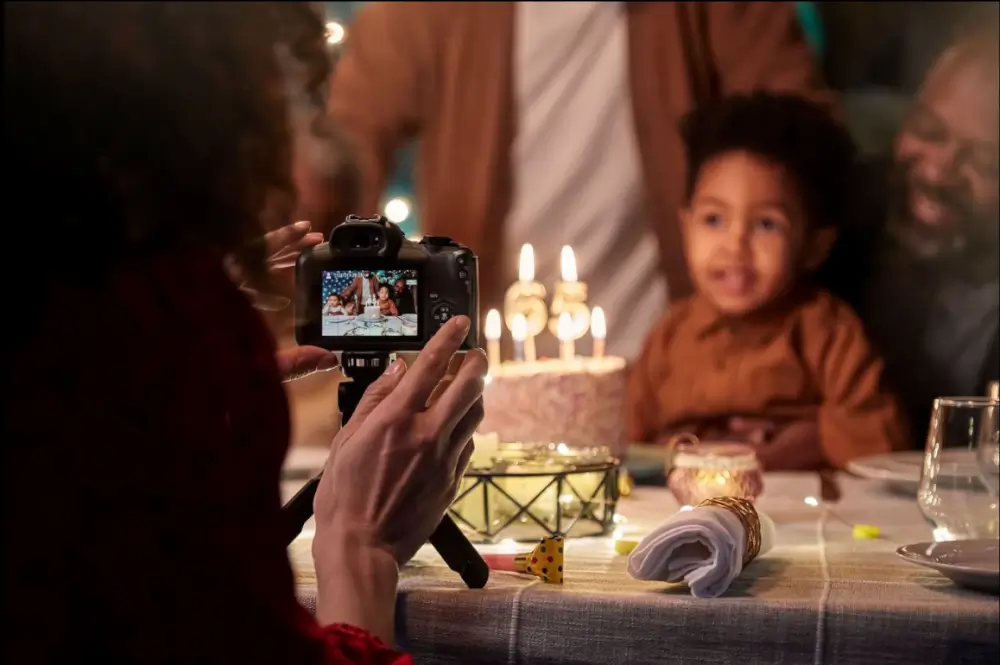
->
[709,267,757,297]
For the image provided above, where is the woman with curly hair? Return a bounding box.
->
[3,3,486,663]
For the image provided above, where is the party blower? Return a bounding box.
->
[282,215,490,590]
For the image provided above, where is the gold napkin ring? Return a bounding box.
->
[697,496,762,566]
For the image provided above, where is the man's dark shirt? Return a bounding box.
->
[817,157,1000,442]
[395,287,416,315]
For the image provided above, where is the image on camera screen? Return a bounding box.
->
[321,270,419,337]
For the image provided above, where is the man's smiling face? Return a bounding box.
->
[892,39,998,257]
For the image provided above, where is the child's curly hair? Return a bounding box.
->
[4,1,331,275]
[680,92,857,230]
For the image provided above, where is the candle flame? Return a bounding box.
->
[591,307,607,340]
[485,309,502,341]
[559,245,578,282]
[511,313,528,342]
[557,311,574,342]
[518,244,535,282]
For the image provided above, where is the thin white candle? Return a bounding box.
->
[485,309,502,371]
[511,313,527,363]
[518,244,535,282]
[591,306,607,359]
[557,311,575,362]
[560,245,578,282]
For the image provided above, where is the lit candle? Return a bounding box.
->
[549,245,590,340]
[504,244,546,363]
[560,245,578,282]
[485,309,502,371]
[557,311,575,362]
[511,313,527,363]
[591,306,606,359]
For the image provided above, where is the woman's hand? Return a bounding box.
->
[275,346,339,383]
[226,220,325,311]
[313,315,486,565]
[310,316,485,642]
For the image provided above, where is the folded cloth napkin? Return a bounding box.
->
[626,504,775,598]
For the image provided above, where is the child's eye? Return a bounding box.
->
[756,217,780,233]
[703,213,723,227]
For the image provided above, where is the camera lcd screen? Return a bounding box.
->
[321,270,419,337]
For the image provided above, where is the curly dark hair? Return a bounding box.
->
[680,92,857,230]
[4,1,331,276]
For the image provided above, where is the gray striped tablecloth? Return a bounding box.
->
[288,474,999,665]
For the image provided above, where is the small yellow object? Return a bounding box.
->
[615,539,639,555]
[515,536,565,584]
[852,524,881,539]
[618,470,635,497]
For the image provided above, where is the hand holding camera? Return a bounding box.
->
[285,215,489,589]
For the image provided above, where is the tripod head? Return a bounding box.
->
[281,350,490,589]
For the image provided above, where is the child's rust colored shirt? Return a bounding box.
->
[627,289,909,468]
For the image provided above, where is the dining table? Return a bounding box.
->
[285,472,999,665]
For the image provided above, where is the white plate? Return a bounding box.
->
[847,450,978,490]
[896,539,1000,594]
[324,315,350,323]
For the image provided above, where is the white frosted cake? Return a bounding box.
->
[478,356,629,456]
[363,297,381,318]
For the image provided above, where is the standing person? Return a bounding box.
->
[4,3,486,663]
[828,24,999,437]
[327,2,833,359]
[341,270,381,311]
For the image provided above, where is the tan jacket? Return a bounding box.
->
[328,1,833,312]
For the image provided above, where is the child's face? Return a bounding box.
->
[681,151,831,317]
[330,295,341,306]
[378,286,389,300]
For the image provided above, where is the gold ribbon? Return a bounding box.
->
[697,496,762,567]
[513,536,565,584]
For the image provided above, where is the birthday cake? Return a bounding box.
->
[362,297,381,319]
[479,356,629,456]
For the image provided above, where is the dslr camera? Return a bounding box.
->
[295,215,479,355]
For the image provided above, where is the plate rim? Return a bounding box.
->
[896,539,1000,576]
[847,449,977,483]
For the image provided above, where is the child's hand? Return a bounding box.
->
[726,417,777,445]
[753,420,824,471]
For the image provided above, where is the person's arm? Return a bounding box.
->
[328,3,441,214]
[626,314,675,444]
[803,296,910,469]
[388,302,399,316]
[704,2,836,107]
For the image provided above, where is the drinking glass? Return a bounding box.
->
[918,397,1000,541]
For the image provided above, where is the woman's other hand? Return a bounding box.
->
[226,220,325,311]
[275,346,339,383]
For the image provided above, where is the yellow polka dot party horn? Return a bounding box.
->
[482,537,565,584]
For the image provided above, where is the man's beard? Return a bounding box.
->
[886,165,997,270]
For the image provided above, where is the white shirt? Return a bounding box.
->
[504,1,668,360]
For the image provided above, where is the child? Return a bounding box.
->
[323,293,347,316]
[627,92,909,470]
[376,283,399,316]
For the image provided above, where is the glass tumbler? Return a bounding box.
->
[917,397,1000,541]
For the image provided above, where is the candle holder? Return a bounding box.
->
[548,280,591,340]
[666,436,764,506]
[449,441,620,543]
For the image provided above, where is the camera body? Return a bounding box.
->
[295,215,479,353]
